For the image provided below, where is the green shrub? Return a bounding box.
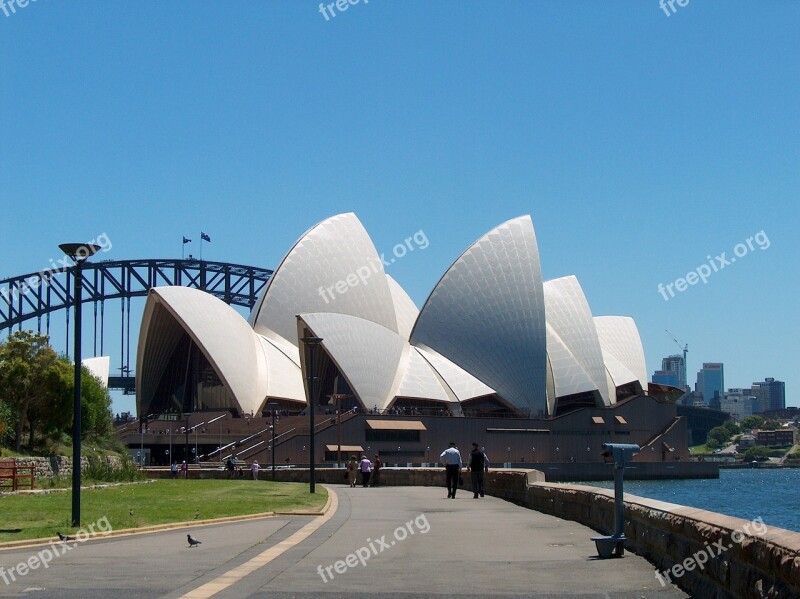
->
[83,455,145,483]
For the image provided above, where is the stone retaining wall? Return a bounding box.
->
[2,455,123,482]
[147,466,798,598]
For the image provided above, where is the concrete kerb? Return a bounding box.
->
[0,483,335,553]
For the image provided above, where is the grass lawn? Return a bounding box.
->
[0,480,327,543]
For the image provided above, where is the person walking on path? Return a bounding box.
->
[440,442,462,498]
[347,455,359,487]
[180,460,188,479]
[250,460,260,480]
[467,442,490,498]
[359,455,372,487]
[370,454,382,487]
[170,462,178,479]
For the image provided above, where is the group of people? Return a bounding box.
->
[170,461,189,479]
[225,457,261,479]
[340,443,489,499]
[346,454,382,487]
[440,442,490,499]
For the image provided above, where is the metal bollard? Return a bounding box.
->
[591,443,640,558]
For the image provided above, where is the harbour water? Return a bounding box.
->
[585,468,800,533]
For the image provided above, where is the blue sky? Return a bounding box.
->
[2,1,798,415]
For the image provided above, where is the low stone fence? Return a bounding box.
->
[0,455,123,483]
[148,465,798,598]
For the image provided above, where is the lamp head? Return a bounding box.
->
[59,243,101,263]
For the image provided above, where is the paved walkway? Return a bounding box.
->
[0,485,688,598]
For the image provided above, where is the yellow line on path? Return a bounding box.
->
[179,486,338,599]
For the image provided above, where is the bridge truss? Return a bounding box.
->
[1,259,273,393]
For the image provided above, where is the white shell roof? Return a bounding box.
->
[137,286,267,416]
[249,213,398,344]
[136,214,649,419]
[414,344,495,401]
[593,316,648,392]
[298,312,405,412]
[386,274,419,340]
[82,356,110,387]
[410,215,548,415]
[545,322,601,405]
[395,346,450,402]
[256,336,305,404]
[543,276,611,406]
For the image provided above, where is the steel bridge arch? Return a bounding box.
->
[1,259,273,391]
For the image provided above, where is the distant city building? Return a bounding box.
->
[652,355,686,391]
[681,391,705,407]
[750,378,786,413]
[747,384,770,414]
[736,434,756,449]
[720,388,757,421]
[755,429,795,447]
[695,363,724,407]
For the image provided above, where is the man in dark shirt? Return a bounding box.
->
[467,442,490,498]
[371,454,382,487]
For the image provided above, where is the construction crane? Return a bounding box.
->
[665,330,688,389]
[665,330,688,361]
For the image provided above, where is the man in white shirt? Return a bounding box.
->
[439,442,462,498]
[359,455,372,487]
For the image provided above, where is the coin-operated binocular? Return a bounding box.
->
[592,443,640,558]
[600,443,640,465]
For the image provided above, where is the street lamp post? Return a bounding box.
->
[219,415,225,466]
[184,414,190,466]
[329,393,349,467]
[268,402,278,480]
[301,335,323,494]
[140,416,145,466]
[59,242,101,528]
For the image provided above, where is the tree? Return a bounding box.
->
[0,331,112,451]
[740,415,765,431]
[763,420,781,431]
[78,365,113,441]
[705,437,722,450]
[708,426,732,445]
[0,331,60,450]
[723,420,741,436]
[744,446,771,462]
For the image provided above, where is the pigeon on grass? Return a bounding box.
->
[187,534,202,548]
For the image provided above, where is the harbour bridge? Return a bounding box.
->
[0,259,273,395]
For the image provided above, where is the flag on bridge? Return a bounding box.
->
[201,232,211,242]
[183,236,191,244]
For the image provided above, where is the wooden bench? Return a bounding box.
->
[0,459,35,491]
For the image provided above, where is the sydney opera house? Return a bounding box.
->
[134,213,691,475]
